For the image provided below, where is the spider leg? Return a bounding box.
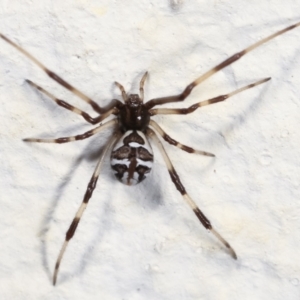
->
[52,133,118,285]
[0,33,116,114]
[145,21,300,109]
[147,128,237,259]
[23,119,117,143]
[149,120,215,157]
[150,77,270,115]
[26,79,120,124]
[139,71,148,102]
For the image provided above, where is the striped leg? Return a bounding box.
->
[147,128,237,259]
[145,21,300,109]
[53,133,118,285]
[149,120,214,157]
[23,119,117,143]
[26,80,119,124]
[0,33,117,114]
[150,78,270,115]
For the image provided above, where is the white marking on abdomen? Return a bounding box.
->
[110,130,154,185]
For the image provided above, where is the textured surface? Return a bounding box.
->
[0,1,300,299]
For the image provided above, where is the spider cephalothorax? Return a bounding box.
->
[117,94,151,132]
[1,19,299,285]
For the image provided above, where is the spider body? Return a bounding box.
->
[1,20,299,285]
[117,95,151,132]
[111,130,154,185]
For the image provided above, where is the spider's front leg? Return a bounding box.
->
[147,128,237,259]
[26,80,120,124]
[145,21,300,110]
[0,33,121,114]
[150,78,270,116]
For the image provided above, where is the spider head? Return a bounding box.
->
[127,94,141,106]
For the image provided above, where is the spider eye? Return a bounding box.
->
[127,94,141,106]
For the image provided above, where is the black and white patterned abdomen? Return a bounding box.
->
[111,130,153,185]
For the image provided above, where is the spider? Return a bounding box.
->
[1,20,299,285]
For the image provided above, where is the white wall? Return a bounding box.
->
[0,1,300,299]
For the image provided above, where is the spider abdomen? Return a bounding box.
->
[111,130,153,185]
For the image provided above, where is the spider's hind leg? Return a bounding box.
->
[147,127,237,259]
[52,133,118,285]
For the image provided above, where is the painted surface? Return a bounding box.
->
[0,1,300,299]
